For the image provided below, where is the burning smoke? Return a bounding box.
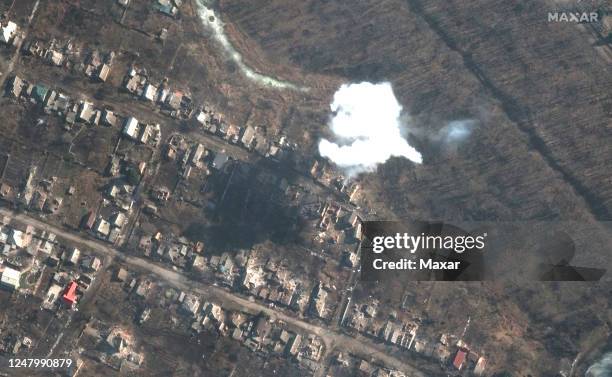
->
[438,120,476,144]
[587,352,612,377]
[318,82,422,176]
[195,0,307,91]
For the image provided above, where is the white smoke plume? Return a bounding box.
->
[587,352,612,377]
[195,0,307,91]
[318,82,422,176]
[437,119,476,144]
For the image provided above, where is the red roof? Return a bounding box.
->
[453,349,468,370]
[62,281,78,306]
[83,211,96,229]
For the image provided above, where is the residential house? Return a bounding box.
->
[211,153,229,170]
[286,334,302,356]
[116,268,128,282]
[241,126,256,148]
[142,83,158,102]
[310,283,328,318]
[0,267,20,290]
[7,75,24,97]
[93,218,111,237]
[97,64,111,82]
[474,357,487,376]
[123,117,140,139]
[0,21,17,44]
[9,228,30,249]
[102,109,118,127]
[46,50,64,66]
[66,248,80,265]
[110,212,127,228]
[453,348,468,370]
[166,90,182,110]
[181,293,201,316]
[62,281,78,307]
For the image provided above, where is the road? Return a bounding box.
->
[0,206,425,376]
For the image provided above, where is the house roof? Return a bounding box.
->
[142,83,158,101]
[241,126,256,146]
[117,268,128,281]
[98,64,111,81]
[1,21,17,43]
[78,102,94,122]
[102,109,117,126]
[9,229,27,248]
[68,248,80,264]
[62,281,78,305]
[453,348,468,370]
[123,117,139,138]
[1,267,20,289]
[94,219,111,236]
[212,153,229,170]
[32,85,49,103]
[8,76,23,97]
[111,212,127,227]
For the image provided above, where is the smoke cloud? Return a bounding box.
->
[433,119,477,146]
[587,352,612,377]
[318,82,422,176]
[438,120,476,143]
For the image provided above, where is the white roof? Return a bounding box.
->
[123,117,139,138]
[111,212,127,227]
[1,267,20,289]
[139,126,150,143]
[44,284,62,306]
[98,64,111,80]
[95,219,111,236]
[50,50,63,65]
[69,248,80,264]
[142,84,158,101]
[78,102,93,122]
[1,21,17,43]
[39,240,54,254]
[102,110,117,126]
[9,229,27,248]
[196,111,208,124]
[0,227,8,244]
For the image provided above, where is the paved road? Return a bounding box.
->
[0,206,425,376]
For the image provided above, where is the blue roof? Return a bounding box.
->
[33,85,49,103]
